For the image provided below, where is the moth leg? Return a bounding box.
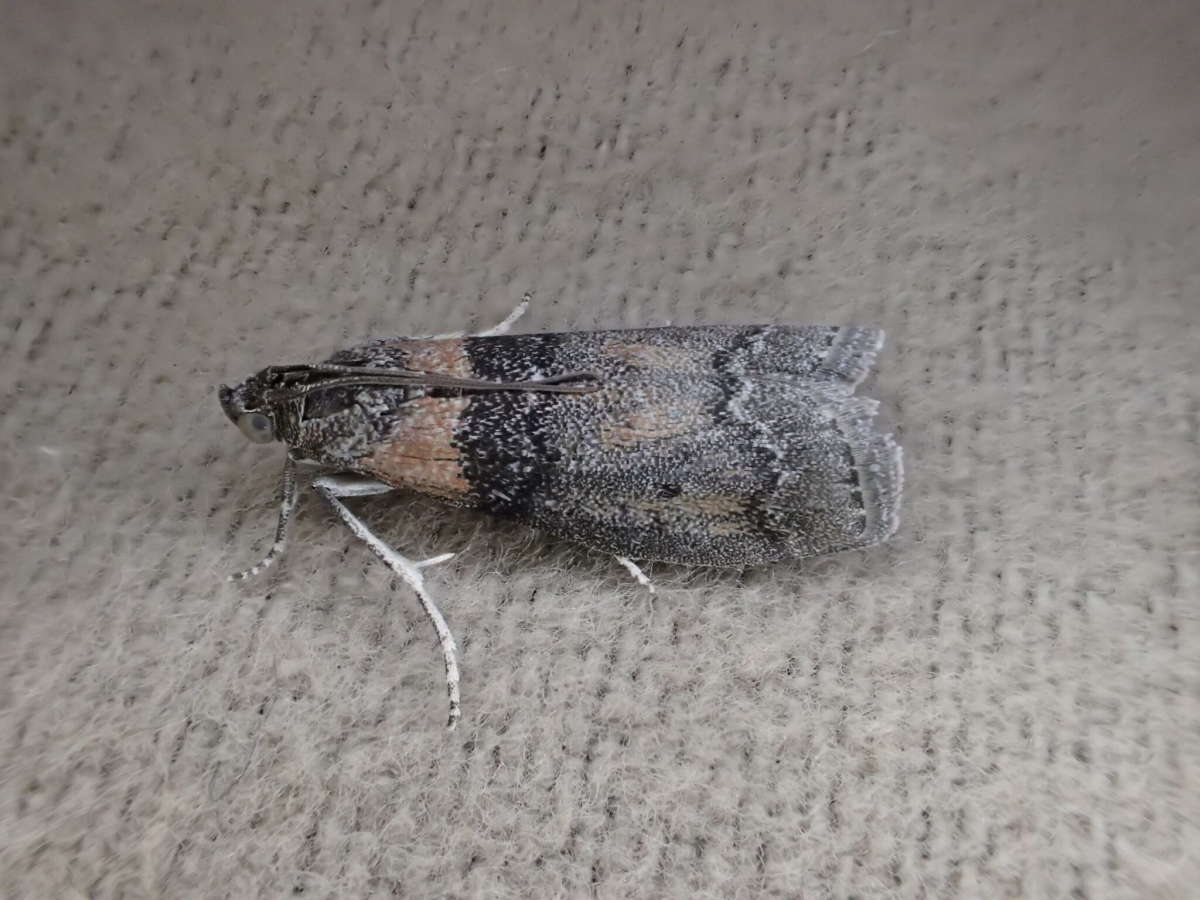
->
[473,291,531,337]
[231,456,299,581]
[615,555,656,595]
[311,474,462,730]
[427,291,531,339]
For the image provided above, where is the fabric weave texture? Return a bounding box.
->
[2,1,1197,897]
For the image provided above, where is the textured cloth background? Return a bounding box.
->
[2,1,1197,897]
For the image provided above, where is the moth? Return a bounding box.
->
[219,296,903,727]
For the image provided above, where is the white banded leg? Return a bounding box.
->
[311,474,461,730]
[231,456,299,581]
[615,555,656,594]
[427,291,531,339]
[473,291,531,336]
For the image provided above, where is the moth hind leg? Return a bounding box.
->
[312,473,462,729]
[615,555,656,594]
[427,291,532,340]
[473,291,531,337]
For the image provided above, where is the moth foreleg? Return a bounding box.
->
[231,456,299,581]
[311,474,461,730]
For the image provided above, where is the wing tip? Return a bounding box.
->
[861,431,904,544]
[838,395,904,546]
[822,326,886,388]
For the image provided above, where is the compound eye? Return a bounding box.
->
[237,412,275,443]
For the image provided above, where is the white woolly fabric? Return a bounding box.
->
[2,1,1197,897]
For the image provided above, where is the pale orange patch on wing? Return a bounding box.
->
[600,341,708,373]
[598,391,711,447]
[399,339,472,378]
[361,396,471,500]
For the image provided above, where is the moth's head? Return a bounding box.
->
[218,370,285,444]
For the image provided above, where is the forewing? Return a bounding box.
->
[450,327,900,565]
[316,326,900,566]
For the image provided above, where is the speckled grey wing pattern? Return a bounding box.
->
[447,325,903,567]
